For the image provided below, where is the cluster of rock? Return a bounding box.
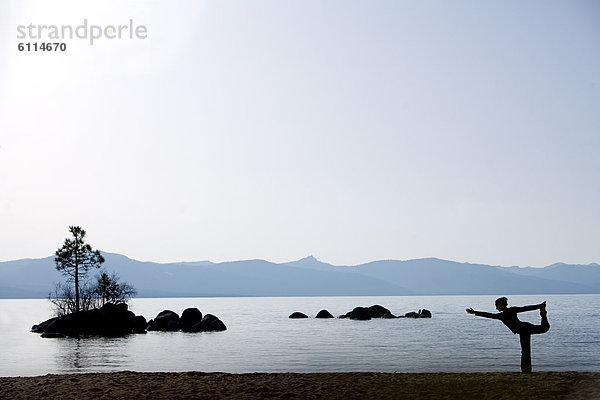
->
[289,305,432,320]
[31,304,227,338]
[146,308,226,332]
[31,302,147,338]
[403,309,432,319]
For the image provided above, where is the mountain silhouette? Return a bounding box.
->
[0,253,598,298]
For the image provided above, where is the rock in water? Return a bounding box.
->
[133,315,147,334]
[166,320,182,331]
[191,314,227,332]
[289,312,309,319]
[147,310,180,331]
[181,308,203,329]
[349,307,372,320]
[404,309,432,318]
[316,310,334,319]
[367,305,391,318]
[341,305,393,319]
[31,317,58,333]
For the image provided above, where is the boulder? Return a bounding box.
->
[157,310,179,319]
[133,315,147,334]
[341,305,392,320]
[181,308,203,329]
[166,320,182,331]
[404,309,432,318]
[147,310,180,331]
[349,307,372,320]
[31,317,58,333]
[289,312,309,319]
[367,305,391,318]
[191,314,227,332]
[100,304,136,335]
[315,310,334,319]
[43,319,62,335]
[381,312,397,319]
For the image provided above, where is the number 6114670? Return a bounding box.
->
[18,42,67,51]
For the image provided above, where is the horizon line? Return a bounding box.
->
[1,251,598,269]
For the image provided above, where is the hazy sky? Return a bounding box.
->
[1,0,599,267]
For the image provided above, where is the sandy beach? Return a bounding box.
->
[1,371,599,400]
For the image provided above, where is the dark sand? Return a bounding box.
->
[1,371,599,399]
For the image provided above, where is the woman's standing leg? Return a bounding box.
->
[519,333,532,373]
[519,306,550,373]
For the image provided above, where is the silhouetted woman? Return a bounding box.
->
[466,297,549,373]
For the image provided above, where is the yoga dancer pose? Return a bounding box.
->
[466,297,549,373]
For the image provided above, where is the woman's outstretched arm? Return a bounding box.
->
[466,308,501,319]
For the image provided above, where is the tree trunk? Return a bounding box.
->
[75,243,80,314]
[75,264,79,313]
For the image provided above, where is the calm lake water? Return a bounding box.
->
[1,295,599,377]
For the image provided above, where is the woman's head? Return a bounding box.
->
[495,296,508,311]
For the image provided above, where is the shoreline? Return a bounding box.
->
[2,371,600,399]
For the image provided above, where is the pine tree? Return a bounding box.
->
[55,226,105,313]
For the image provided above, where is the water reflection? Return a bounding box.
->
[54,337,130,373]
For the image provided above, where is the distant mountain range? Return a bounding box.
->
[0,253,599,298]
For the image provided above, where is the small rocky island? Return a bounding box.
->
[289,305,432,320]
[31,303,226,338]
[31,227,230,339]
